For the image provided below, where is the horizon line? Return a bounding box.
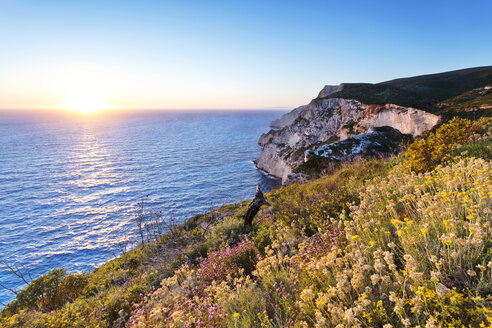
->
[0,107,292,112]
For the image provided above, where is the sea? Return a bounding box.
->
[0,109,284,305]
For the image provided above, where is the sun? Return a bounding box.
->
[61,89,113,114]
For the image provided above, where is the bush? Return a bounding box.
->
[404,117,472,173]
[450,140,492,161]
[252,226,273,255]
[11,269,88,312]
[269,175,355,236]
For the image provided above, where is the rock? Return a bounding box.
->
[256,87,440,182]
[282,172,311,186]
[317,84,346,98]
[270,84,347,129]
[355,104,441,137]
[270,105,306,129]
[436,283,451,296]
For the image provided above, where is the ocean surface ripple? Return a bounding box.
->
[0,110,283,305]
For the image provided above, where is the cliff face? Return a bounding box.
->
[270,105,306,129]
[270,84,347,129]
[256,92,440,181]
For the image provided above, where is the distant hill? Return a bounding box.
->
[322,66,492,111]
[433,85,492,118]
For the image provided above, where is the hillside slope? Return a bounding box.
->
[1,117,490,328]
[325,65,492,109]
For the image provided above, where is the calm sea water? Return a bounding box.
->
[0,109,283,305]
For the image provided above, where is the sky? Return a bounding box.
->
[0,0,491,110]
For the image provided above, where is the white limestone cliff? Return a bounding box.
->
[270,105,306,129]
[270,84,346,129]
[256,89,440,182]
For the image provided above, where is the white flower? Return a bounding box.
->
[300,289,315,302]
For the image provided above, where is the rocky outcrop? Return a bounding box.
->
[256,91,440,182]
[270,105,306,129]
[317,84,346,98]
[270,84,346,129]
[282,172,311,186]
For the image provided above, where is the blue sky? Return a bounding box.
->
[0,0,491,110]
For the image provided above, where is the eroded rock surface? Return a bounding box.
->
[256,89,440,182]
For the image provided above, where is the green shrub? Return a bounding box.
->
[404,117,473,173]
[450,140,492,161]
[204,216,244,251]
[10,269,88,313]
[252,226,273,255]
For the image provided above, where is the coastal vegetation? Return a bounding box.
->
[1,116,491,327]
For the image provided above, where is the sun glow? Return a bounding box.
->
[61,89,114,114]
